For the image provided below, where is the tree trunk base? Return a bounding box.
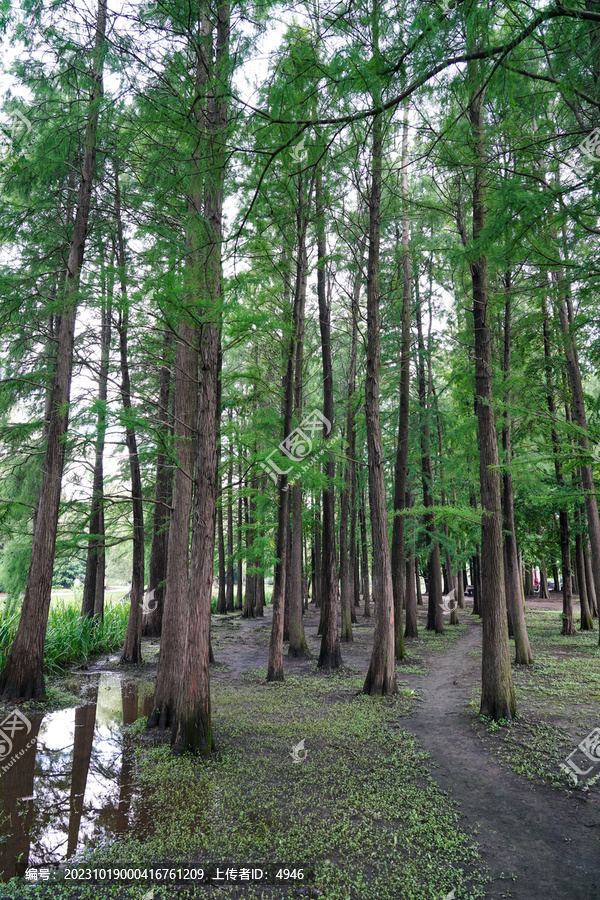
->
[317,647,342,670]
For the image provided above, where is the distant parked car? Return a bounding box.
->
[465,585,474,596]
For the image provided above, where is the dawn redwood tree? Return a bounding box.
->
[390,105,410,659]
[143,327,173,638]
[466,24,515,721]
[316,161,342,670]
[81,249,112,621]
[542,292,575,635]
[501,285,533,664]
[0,0,107,701]
[172,0,230,754]
[415,285,443,635]
[362,0,395,695]
[114,163,145,665]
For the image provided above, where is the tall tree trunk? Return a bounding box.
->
[501,288,533,664]
[115,165,145,666]
[339,265,361,642]
[542,294,575,636]
[216,498,227,613]
[362,20,395,693]
[575,508,594,630]
[404,487,418,638]
[467,44,515,720]
[360,491,371,618]
[226,431,235,612]
[143,329,174,637]
[288,200,308,657]
[313,499,322,607]
[0,0,107,701]
[584,543,598,617]
[236,461,243,610]
[268,185,306,677]
[416,286,444,634]
[316,164,342,670]
[555,269,600,616]
[391,104,411,659]
[172,1,230,753]
[539,558,549,599]
[82,252,111,621]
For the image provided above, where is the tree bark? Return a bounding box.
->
[416,284,444,634]
[143,329,173,637]
[542,293,575,636]
[172,1,230,753]
[467,47,515,720]
[360,491,371,618]
[115,164,145,666]
[501,288,533,664]
[0,0,107,701]
[362,25,396,693]
[82,252,111,621]
[316,164,342,670]
[391,103,411,659]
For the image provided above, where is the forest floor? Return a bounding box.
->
[3,597,600,900]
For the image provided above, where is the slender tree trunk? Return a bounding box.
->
[542,293,575,635]
[226,432,235,613]
[362,34,396,693]
[539,558,549,599]
[360,491,371,618]
[575,509,594,630]
[391,104,411,659]
[316,164,342,670]
[416,560,423,606]
[114,166,145,666]
[501,289,533,664]
[404,488,418,638]
[236,461,243,610]
[288,206,308,656]
[313,499,322,607]
[339,265,360,642]
[216,498,227,613]
[82,253,111,621]
[584,543,598,617]
[556,273,600,615]
[0,0,107,701]
[467,46,515,720]
[416,287,443,634]
[143,329,174,637]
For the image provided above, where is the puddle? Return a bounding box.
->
[0,674,154,881]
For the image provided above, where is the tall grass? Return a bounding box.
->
[0,600,129,673]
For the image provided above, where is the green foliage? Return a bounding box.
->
[0,599,128,673]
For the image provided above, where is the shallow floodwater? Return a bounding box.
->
[0,674,153,881]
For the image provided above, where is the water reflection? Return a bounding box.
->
[0,674,153,881]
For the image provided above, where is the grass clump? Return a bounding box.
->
[0,599,129,673]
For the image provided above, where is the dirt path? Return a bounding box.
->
[207,604,600,898]
[400,616,600,900]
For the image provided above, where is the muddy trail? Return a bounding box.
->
[210,602,599,899]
